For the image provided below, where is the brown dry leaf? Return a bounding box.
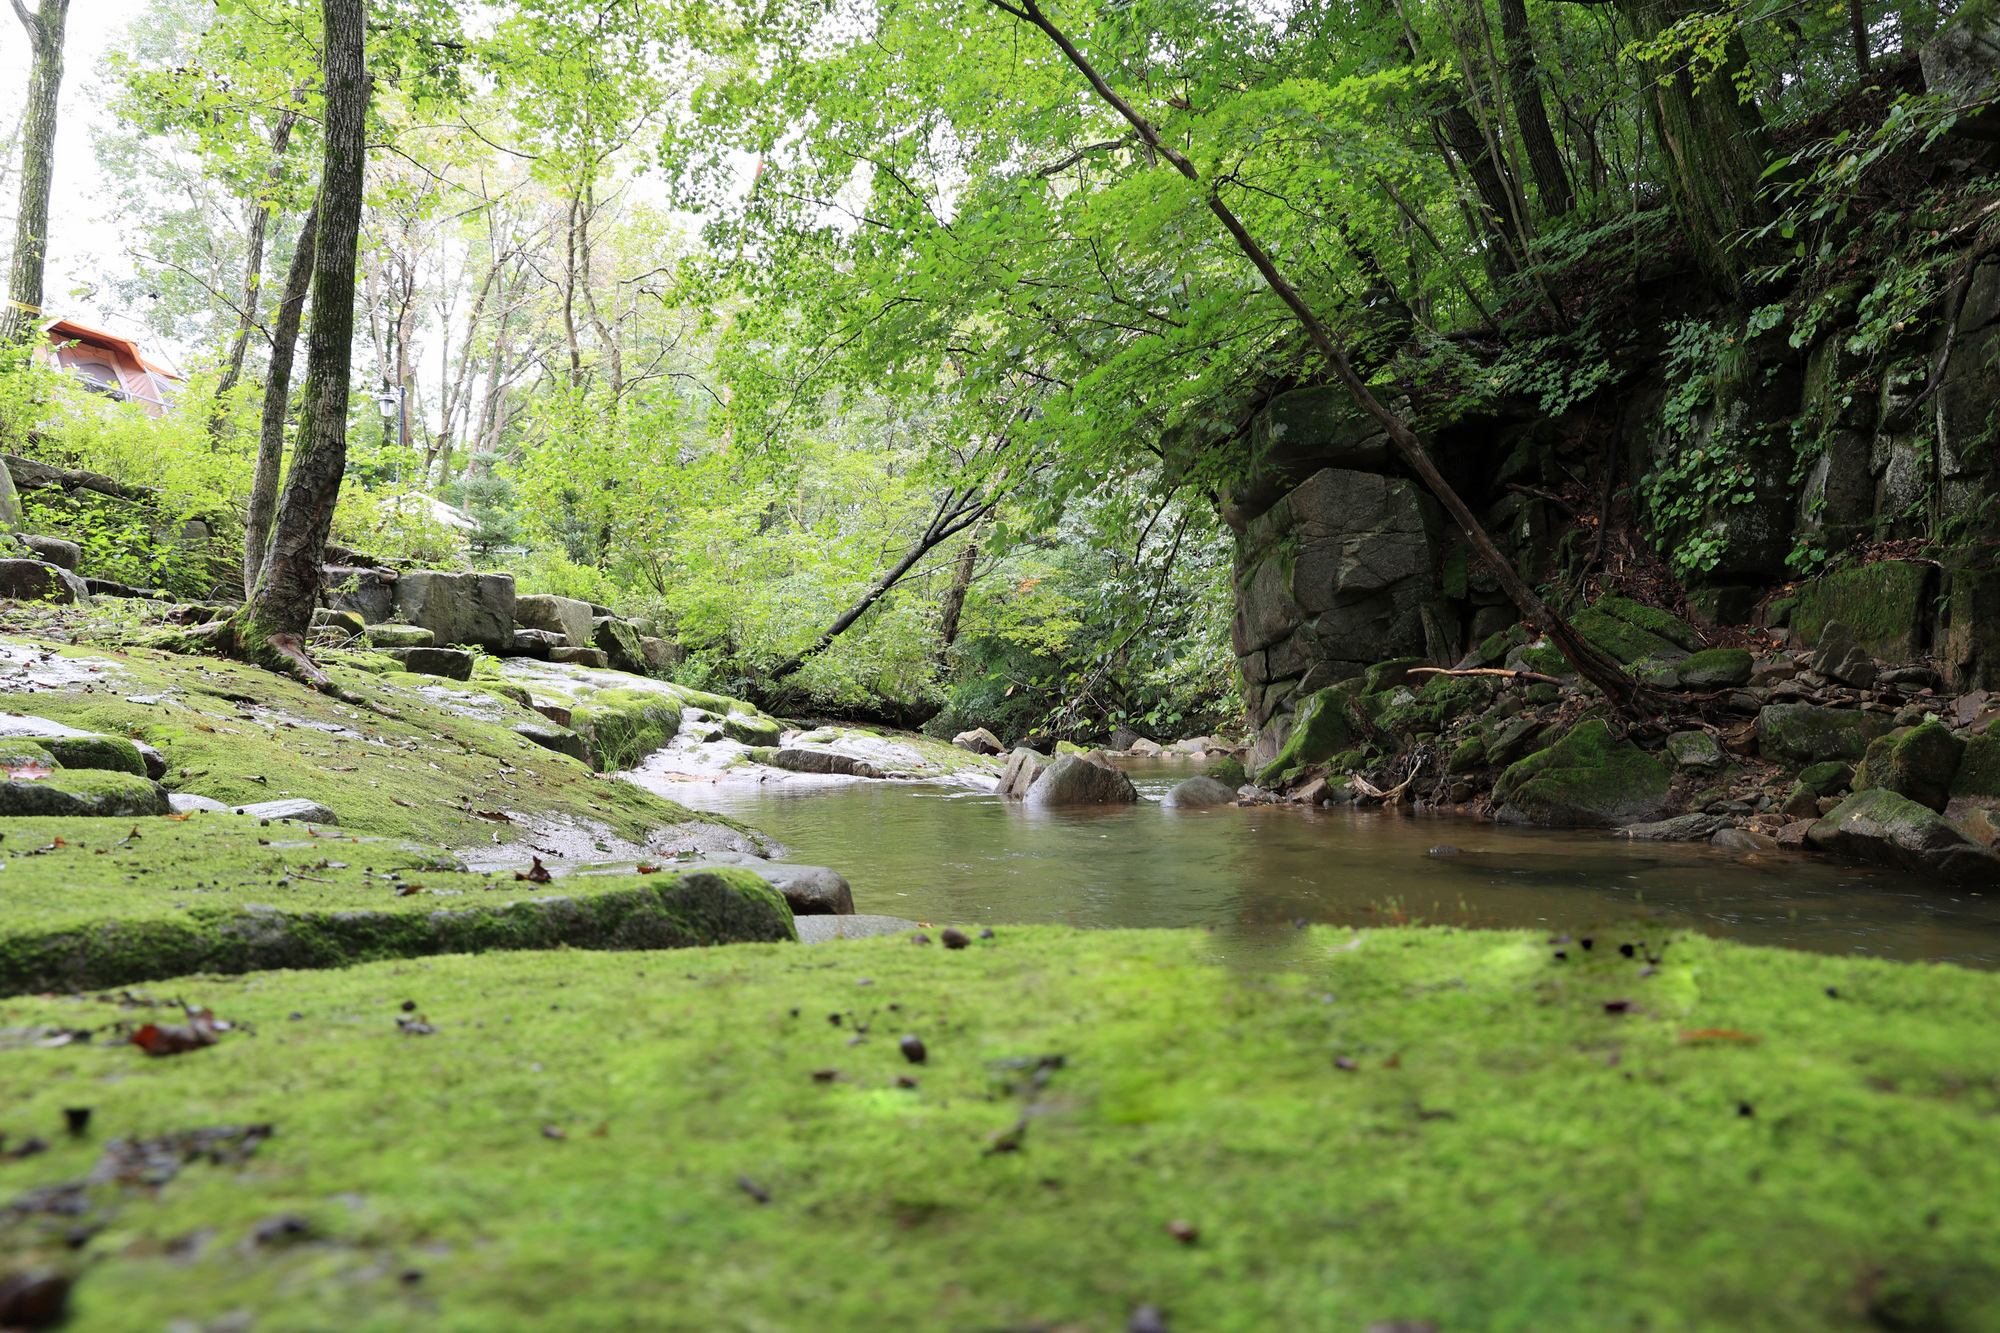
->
[131,1007,224,1057]
[635,863,661,875]
[164,813,191,821]
[391,797,418,809]
[1681,1028,1760,1044]
[515,857,552,885]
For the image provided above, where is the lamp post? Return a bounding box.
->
[373,383,409,470]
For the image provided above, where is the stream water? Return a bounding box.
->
[637,758,2000,968]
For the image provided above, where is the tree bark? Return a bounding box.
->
[984,0,1647,713]
[3,0,71,342]
[237,0,368,671]
[215,107,301,403]
[936,531,981,652]
[1497,0,1574,217]
[1610,0,1771,285]
[244,196,318,597]
[1850,0,1871,74]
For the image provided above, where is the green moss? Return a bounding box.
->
[1373,673,1496,738]
[0,814,793,993]
[30,734,145,775]
[1591,596,1701,651]
[1675,647,1753,690]
[1448,735,1487,772]
[1519,642,1574,676]
[1205,755,1246,788]
[1791,561,1933,657]
[0,639,738,851]
[1572,606,1687,666]
[1254,680,1364,786]
[1492,719,1671,826]
[568,688,685,772]
[1797,761,1853,796]
[0,768,166,817]
[1952,731,2000,800]
[3,928,2000,1329]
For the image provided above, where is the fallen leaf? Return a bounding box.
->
[1682,1028,1760,1044]
[737,1175,771,1203]
[132,1007,223,1057]
[472,810,511,822]
[164,813,190,821]
[514,857,552,884]
[635,863,661,874]
[391,797,417,808]
[1166,1219,1198,1244]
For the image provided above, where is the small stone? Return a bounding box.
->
[940,927,971,949]
[1712,827,1780,854]
[899,1035,927,1064]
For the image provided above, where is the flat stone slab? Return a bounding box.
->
[231,798,339,825]
[169,793,228,813]
[796,913,922,944]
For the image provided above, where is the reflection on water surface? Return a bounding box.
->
[632,758,2000,968]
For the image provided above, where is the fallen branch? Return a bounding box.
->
[1407,666,1565,685]
[1348,772,1413,803]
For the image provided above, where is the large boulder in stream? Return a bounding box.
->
[996,748,1047,799]
[1492,719,1670,827]
[1162,775,1239,808]
[1756,703,1894,765]
[1023,752,1138,807]
[1807,788,2000,883]
[1859,718,1965,812]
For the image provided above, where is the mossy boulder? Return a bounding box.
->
[1447,735,1487,772]
[1664,730,1725,772]
[1492,719,1671,827]
[1372,673,1497,738]
[1676,648,1753,690]
[722,712,783,747]
[27,733,147,775]
[1254,680,1364,786]
[1756,703,1894,764]
[1797,760,1855,796]
[570,687,685,771]
[366,622,435,648]
[1951,731,2000,799]
[1206,755,1247,788]
[1807,788,2000,883]
[0,768,167,817]
[1867,719,1966,812]
[1791,560,1933,659]
[591,616,649,675]
[1572,597,1700,666]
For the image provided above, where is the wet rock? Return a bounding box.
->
[1756,702,1893,764]
[1486,714,1546,767]
[756,864,854,915]
[996,748,1048,800]
[1253,680,1361,786]
[1807,788,2000,883]
[1162,775,1239,808]
[367,623,435,648]
[233,798,338,825]
[1869,718,1965,812]
[1712,827,1780,854]
[1950,731,2000,800]
[1492,719,1670,827]
[1676,648,1753,690]
[512,722,588,761]
[1957,807,2000,848]
[1781,784,1823,820]
[1621,812,1730,841]
[20,535,79,570]
[391,570,516,652]
[1664,730,1726,772]
[723,713,782,747]
[591,617,648,675]
[1809,620,1878,689]
[954,727,1005,755]
[1024,752,1139,806]
[513,593,596,649]
[385,646,475,681]
[0,770,169,817]
[0,558,89,605]
[1129,738,1163,756]
[768,748,886,779]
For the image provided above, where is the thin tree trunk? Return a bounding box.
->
[1497,0,1574,216]
[236,0,368,675]
[245,196,317,597]
[1850,0,1872,74]
[936,531,981,652]
[2,0,71,342]
[986,0,1645,713]
[216,107,300,402]
[770,494,997,681]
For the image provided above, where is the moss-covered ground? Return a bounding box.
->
[0,636,743,849]
[0,815,794,993]
[4,925,1999,1331]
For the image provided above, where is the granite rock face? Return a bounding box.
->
[514,594,596,649]
[390,571,516,653]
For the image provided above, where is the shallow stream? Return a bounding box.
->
[637,757,2000,968]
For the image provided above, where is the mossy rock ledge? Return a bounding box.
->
[1492,719,1671,827]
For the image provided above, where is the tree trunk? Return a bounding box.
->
[215,107,300,403]
[236,0,368,671]
[1850,0,1872,74]
[1614,0,1771,285]
[244,196,318,597]
[1497,0,1574,217]
[2,0,71,343]
[986,0,1647,714]
[936,532,980,651]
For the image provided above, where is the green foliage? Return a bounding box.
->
[1637,319,1762,578]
